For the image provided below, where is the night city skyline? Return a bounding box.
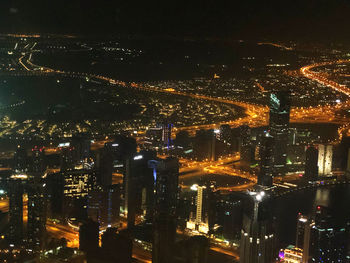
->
[0,1,349,263]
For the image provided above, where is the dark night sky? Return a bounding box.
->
[0,0,350,39]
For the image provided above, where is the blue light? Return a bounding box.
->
[153,168,157,183]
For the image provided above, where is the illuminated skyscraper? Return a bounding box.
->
[152,157,179,263]
[269,91,290,177]
[100,136,136,187]
[8,177,24,245]
[162,121,173,149]
[304,146,318,181]
[317,144,333,176]
[88,185,120,228]
[258,134,274,187]
[125,150,156,227]
[240,192,275,263]
[27,182,46,250]
[308,206,349,262]
[296,214,309,249]
[186,184,209,234]
[63,169,97,220]
[27,145,47,250]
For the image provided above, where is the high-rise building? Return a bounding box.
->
[304,146,318,181]
[60,146,75,172]
[63,169,97,220]
[79,219,99,255]
[269,91,290,177]
[152,157,179,263]
[101,228,132,263]
[124,151,157,227]
[71,134,91,162]
[308,206,349,262]
[27,146,47,250]
[8,176,25,245]
[186,184,209,234]
[125,150,156,227]
[317,144,333,176]
[295,214,309,249]
[13,146,28,173]
[99,136,137,187]
[240,191,275,263]
[193,130,218,161]
[258,134,274,187]
[185,236,209,263]
[31,146,46,174]
[145,127,163,149]
[240,125,252,166]
[162,121,173,149]
[47,172,64,219]
[27,182,46,250]
[88,185,120,228]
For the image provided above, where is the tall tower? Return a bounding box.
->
[27,146,47,250]
[8,176,24,245]
[304,145,318,181]
[125,150,156,228]
[100,136,136,187]
[295,214,309,249]
[152,157,179,263]
[240,125,252,166]
[162,121,173,149]
[317,144,333,176]
[240,191,275,263]
[269,91,290,177]
[195,186,204,228]
[27,182,46,249]
[258,134,274,187]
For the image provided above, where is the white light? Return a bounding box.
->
[336,99,341,103]
[107,224,111,228]
[260,191,265,197]
[112,143,119,147]
[256,194,262,201]
[190,184,198,191]
[0,190,4,194]
[134,155,143,160]
[214,129,220,134]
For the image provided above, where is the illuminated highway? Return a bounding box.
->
[15,48,350,138]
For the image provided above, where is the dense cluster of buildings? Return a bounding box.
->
[1,36,350,263]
